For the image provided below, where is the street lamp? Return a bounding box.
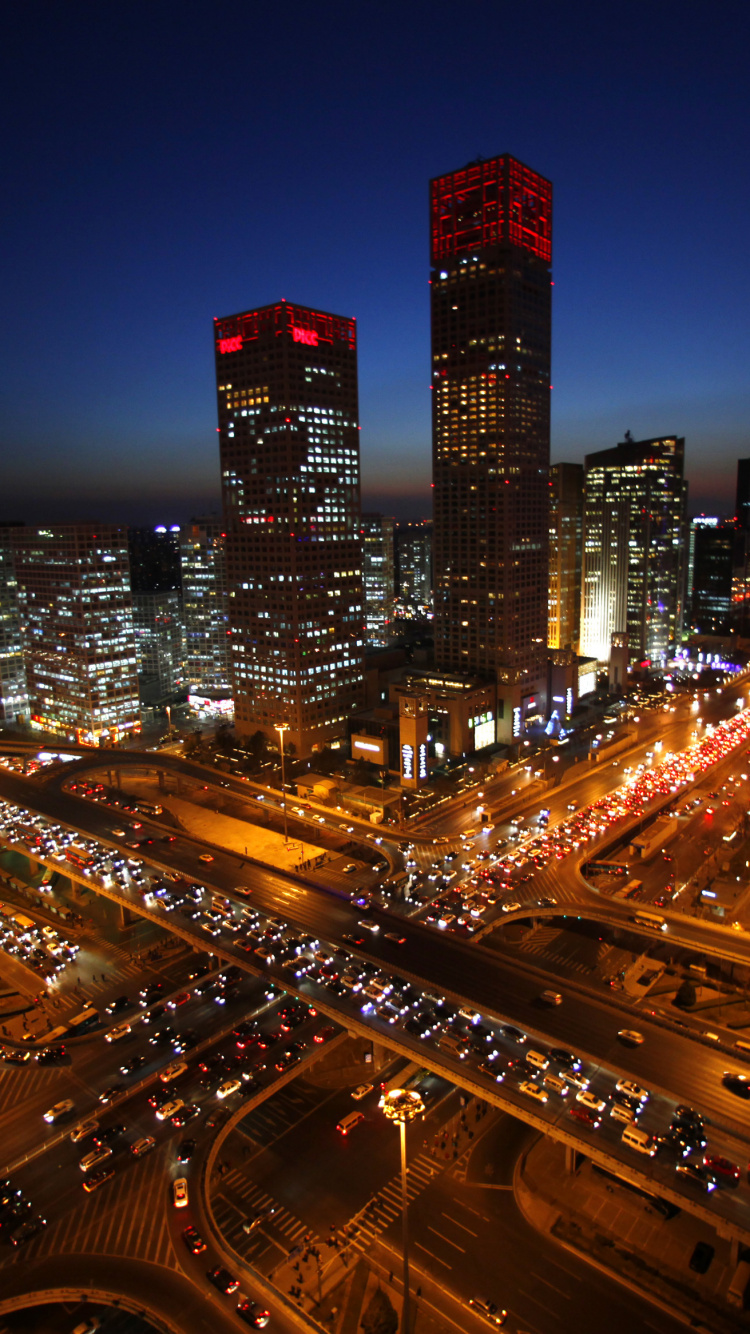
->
[275,724,289,845]
[165,704,172,737]
[380,1088,425,1333]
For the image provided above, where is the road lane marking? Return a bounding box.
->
[440,1211,477,1235]
[414,1241,452,1268]
[530,1272,570,1299]
[427,1226,465,1252]
[518,1289,561,1319]
[453,1200,491,1221]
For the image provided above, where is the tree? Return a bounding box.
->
[361,1286,398,1334]
[674,979,697,1009]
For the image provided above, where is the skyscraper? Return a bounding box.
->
[0,525,28,724]
[580,435,688,666]
[214,300,365,756]
[430,154,552,743]
[180,517,230,693]
[395,520,433,611]
[688,517,734,636]
[361,513,395,646]
[13,524,139,743]
[548,463,583,653]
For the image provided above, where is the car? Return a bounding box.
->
[617,1029,644,1045]
[722,1071,750,1098]
[80,1146,113,1172]
[467,1296,507,1326]
[502,1026,526,1045]
[351,1084,373,1101]
[689,1240,715,1273]
[173,1177,189,1208]
[131,1136,156,1157]
[167,992,191,1009]
[70,1119,99,1144]
[207,1266,240,1295]
[36,1045,67,1064]
[177,1138,197,1162]
[156,1099,185,1121]
[182,1224,207,1254]
[9,1214,46,1245]
[172,1103,201,1127]
[92,1123,126,1147]
[217,1079,241,1099]
[3,1047,31,1064]
[568,1105,601,1130]
[703,1154,740,1186]
[673,1104,704,1126]
[105,1022,132,1042]
[518,1080,548,1104]
[121,1054,147,1075]
[105,995,131,1016]
[676,1161,717,1192]
[82,1167,115,1193]
[198,853,214,863]
[236,1300,271,1328]
[241,1202,278,1232]
[161,1060,188,1083]
[549,1048,581,1071]
[99,1083,125,1103]
[615,1079,649,1103]
[43,1098,74,1123]
[314,1025,336,1044]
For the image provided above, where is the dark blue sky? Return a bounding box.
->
[3,1,749,524]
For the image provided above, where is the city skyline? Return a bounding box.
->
[3,4,750,525]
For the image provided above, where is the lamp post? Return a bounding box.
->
[276,724,289,845]
[380,1088,425,1333]
[165,705,172,737]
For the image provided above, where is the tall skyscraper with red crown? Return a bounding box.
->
[214,300,365,758]
[430,154,552,743]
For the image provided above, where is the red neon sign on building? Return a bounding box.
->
[218,335,243,354]
[292,326,318,346]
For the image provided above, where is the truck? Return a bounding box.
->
[727,1258,750,1308]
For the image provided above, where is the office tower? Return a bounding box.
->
[13,524,139,743]
[395,520,433,611]
[430,154,552,743]
[548,463,583,653]
[214,300,365,756]
[127,525,184,701]
[362,513,395,645]
[580,435,688,666]
[127,525,182,594]
[180,517,230,692]
[688,517,734,636]
[0,526,28,723]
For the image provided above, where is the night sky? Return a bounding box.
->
[3,2,750,526]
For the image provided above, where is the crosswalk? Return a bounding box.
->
[515,924,596,974]
[234,1080,335,1150]
[215,1167,310,1266]
[5,1143,181,1271]
[0,1062,64,1117]
[346,1152,440,1252]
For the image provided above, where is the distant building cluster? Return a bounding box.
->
[2,150,748,774]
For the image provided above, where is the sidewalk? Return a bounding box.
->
[516,1133,743,1333]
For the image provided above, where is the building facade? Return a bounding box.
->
[395,520,433,612]
[688,517,735,637]
[362,513,395,646]
[214,300,365,756]
[13,524,139,743]
[580,435,688,667]
[180,517,230,693]
[547,462,583,653]
[430,154,552,744]
[0,526,28,724]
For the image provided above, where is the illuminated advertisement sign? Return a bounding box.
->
[579,670,597,697]
[401,743,414,780]
[512,707,522,738]
[474,719,495,750]
[352,735,386,766]
[418,742,428,780]
[218,335,243,354]
[292,326,318,346]
[566,687,574,715]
